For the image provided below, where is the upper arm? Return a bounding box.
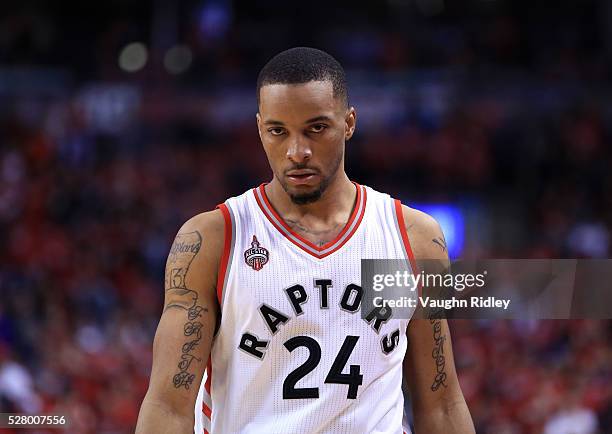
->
[146,209,225,415]
[400,206,463,412]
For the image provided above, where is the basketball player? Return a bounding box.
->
[136,47,475,433]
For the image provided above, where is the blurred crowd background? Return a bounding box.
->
[1,0,611,433]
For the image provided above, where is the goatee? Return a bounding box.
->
[289,188,323,205]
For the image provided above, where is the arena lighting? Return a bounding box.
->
[163,45,193,75]
[198,1,231,39]
[118,42,148,72]
[410,203,465,259]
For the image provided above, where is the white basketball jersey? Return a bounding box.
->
[195,183,417,434]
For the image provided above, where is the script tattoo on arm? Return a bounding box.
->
[426,248,450,392]
[430,317,448,391]
[164,231,208,390]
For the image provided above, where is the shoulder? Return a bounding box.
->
[173,208,227,267]
[398,204,448,262]
[400,205,442,242]
[178,208,226,237]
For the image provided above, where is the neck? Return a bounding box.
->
[265,171,355,224]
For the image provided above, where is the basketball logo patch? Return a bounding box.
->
[244,235,269,271]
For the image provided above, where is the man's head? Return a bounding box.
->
[256,47,356,205]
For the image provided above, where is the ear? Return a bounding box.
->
[345,107,356,141]
[256,112,263,140]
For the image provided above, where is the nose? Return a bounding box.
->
[286,135,312,164]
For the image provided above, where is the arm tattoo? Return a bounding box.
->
[174,318,204,389]
[430,318,448,391]
[165,231,202,292]
[164,231,209,390]
[432,237,447,252]
[423,237,449,392]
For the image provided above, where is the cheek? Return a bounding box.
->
[261,138,285,166]
[321,130,345,156]
[328,126,344,142]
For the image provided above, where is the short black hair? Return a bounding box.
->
[256,47,347,107]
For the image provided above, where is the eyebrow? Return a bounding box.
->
[263,115,333,126]
[305,115,333,124]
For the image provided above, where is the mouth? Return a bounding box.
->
[285,169,319,185]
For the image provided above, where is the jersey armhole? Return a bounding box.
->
[393,199,422,298]
[215,203,233,306]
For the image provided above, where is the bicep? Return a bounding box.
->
[146,214,223,414]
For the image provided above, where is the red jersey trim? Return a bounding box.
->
[394,199,422,297]
[203,402,212,419]
[259,182,362,251]
[216,203,232,304]
[253,182,367,259]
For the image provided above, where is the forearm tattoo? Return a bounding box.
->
[418,236,448,392]
[430,318,447,391]
[164,231,208,390]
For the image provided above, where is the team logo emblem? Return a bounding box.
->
[244,235,269,271]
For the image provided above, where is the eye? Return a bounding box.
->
[309,124,327,133]
[268,127,285,136]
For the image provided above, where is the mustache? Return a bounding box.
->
[284,164,320,173]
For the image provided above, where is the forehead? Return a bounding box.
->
[258,81,343,120]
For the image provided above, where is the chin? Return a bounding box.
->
[290,192,322,205]
[285,185,323,205]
